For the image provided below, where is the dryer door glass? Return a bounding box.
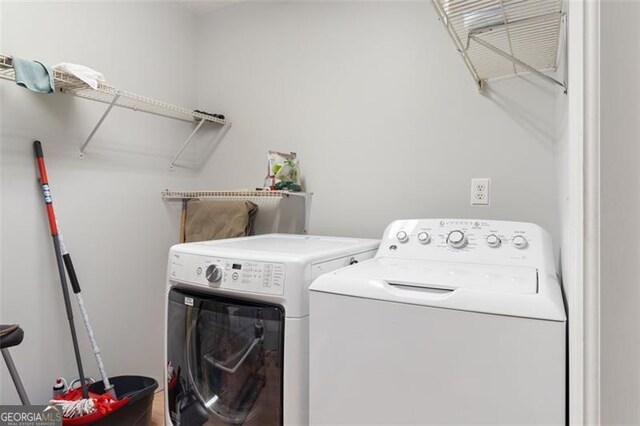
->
[167,288,284,426]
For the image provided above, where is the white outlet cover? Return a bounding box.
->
[471,178,491,206]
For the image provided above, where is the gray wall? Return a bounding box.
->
[601,1,640,424]
[194,1,563,246]
[0,2,199,404]
[0,0,568,407]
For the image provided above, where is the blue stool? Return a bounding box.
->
[1,324,30,405]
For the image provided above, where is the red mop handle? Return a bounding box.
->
[34,141,59,236]
[33,140,89,400]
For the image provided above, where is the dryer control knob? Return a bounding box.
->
[447,230,467,249]
[486,234,501,248]
[206,264,223,283]
[512,235,528,249]
[396,231,409,243]
[417,232,430,244]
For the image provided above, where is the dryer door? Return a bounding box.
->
[167,288,284,426]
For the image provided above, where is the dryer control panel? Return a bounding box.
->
[378,219,553,269]
[169,252,286,295]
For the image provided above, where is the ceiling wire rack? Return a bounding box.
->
[0,54,231,168]
[431,0,566,93]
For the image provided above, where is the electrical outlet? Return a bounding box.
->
[471,178,490,206]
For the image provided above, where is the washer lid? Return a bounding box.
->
[336,258,538,294]
[310,257,566,321]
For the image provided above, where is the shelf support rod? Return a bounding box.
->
[430,0,484,92]
[169,118,207,170]
[79,91,121,158]
[181,121,232,170]
[469,34,566,91]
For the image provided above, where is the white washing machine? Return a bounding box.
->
[310,219,566,425]
[165,234,379,426]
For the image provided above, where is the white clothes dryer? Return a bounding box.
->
[165,234,379,426]
[310,219,566,425]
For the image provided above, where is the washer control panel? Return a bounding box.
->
[380,219,549,266]
[170,253,285,295]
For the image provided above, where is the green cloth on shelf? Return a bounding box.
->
[13,57,55,94]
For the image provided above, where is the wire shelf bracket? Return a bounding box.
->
[431,0,567,94]
[0,54,232,166]
[79,91,121,158]
[169,121,231,171]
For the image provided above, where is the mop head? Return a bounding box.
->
[52,397,97,418]
[50,388,128,425]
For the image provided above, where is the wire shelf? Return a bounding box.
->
[0,54,231,167]
[162,190,308,200]
[0,55,226,124]
[432,0,565,92]
[164,189,313,237]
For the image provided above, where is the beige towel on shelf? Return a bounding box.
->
[185,200,258,242]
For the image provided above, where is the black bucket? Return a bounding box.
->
[88,375,159,426]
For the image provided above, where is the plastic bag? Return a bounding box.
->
[267,151,302,192]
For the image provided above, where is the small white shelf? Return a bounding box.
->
[162,189,313,236]
[161,189,309,200]
[431,0,566,93]
[0,54,231,168]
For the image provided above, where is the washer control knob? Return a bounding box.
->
[417,232,430,244]
[486,234,501,248]
[205,264,223,283]
[447,230,467,249]
[512,235,528,249]
[396,231,409,243]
